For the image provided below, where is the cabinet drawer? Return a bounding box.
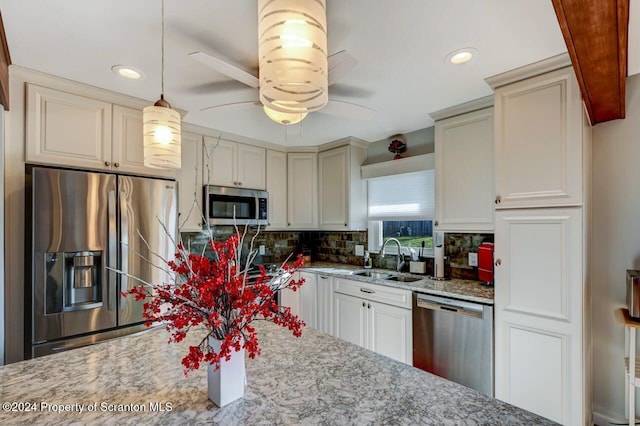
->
[334,278,411,309]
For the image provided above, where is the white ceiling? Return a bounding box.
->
[0,1,636,146]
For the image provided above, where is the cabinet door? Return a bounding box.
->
[287,153,318,229]
[177,132,204,231]
[494,67,584,209]
[318,146,349,230]
[266,150,288,229]
[207,138,236,187]
[494,207,583,424]
[334,292,366,348]
[26,84,112,170]
[435,108,494,231]
[279,287,300,318]
[367,300,412,365]
[298,272,317,329]
[317,274,334,335]
[112,105,176,178]
[237,144,266,190]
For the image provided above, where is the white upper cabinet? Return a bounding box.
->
[287,152,318,229]
[26,84,175,178]
[112,105,175,179]
[177,132,204,231]
[205,138,265,190]
[494,67,584,209]
[318,144,367,231]
[266,149,288,230]
[26,84,112,170]
[434,106,494,231]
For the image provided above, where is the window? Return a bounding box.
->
[367,170,434,255]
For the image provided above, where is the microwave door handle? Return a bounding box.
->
[120,190,129,299]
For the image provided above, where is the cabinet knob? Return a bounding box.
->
[368,303,371,309]
[495,196,502,204]
[434,221,439,227]
[114,162,120,168]
[104,161,111,167]
[362,301,365,307]
[495,259,502,267]
[238,182,242,186]
[344,223,347,227]
[288,223,291,226]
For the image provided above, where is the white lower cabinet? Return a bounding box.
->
[279,271,318,329]
[316,274,334,335]
[333,278,412,365]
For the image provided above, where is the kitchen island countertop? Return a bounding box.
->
[0,322,554,425]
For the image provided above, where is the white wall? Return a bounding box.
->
[592,72,640,421]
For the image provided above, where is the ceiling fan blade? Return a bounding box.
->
[201,101,262,113]
[321,100,376,120]
[189,51,259,89]
[328,50,358,85]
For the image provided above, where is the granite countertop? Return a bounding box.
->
[303,262,494,304]
[0,322,555,425]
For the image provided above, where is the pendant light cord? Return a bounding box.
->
[161,0,165,99]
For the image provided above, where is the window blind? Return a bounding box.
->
[367,170,435,220]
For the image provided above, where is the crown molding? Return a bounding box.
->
[429,96,494,122]
[484,52,572,89]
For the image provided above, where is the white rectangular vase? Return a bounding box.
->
[207,337,246,407]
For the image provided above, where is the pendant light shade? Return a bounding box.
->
[258,0,328,119]
[143,97,181,169]
[263,105,307,125]
[143,0,181,169]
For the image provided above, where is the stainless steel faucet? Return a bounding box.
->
[379,237,405,272]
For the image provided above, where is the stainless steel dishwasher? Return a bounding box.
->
[412,292,494,396]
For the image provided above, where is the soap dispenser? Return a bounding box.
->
[364,251,372,269]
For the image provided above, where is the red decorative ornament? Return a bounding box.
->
[388,138,407,160]
[125,233,305,376]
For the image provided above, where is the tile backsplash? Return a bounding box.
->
[180,228,493,281]
[180,228,367,266]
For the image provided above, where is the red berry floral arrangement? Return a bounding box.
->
[126,232,305,376]
[388,137,407,159]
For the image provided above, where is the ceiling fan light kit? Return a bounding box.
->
[258,0,328,121]
[263,105,308,125]
[143,0,181,169]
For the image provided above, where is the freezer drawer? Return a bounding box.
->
[412,292,494,396]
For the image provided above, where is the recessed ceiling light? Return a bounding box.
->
[111,65,144,80]
[445,48,478,65]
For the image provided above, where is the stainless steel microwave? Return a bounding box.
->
[204,185,268,226]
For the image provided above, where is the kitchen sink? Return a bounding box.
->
[386,276,422,283]
[353,271,393,280]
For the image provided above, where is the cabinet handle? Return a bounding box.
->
[114,162,120,168]
[360,288,375,294]
[495,196,502,204]
[495,259,502,267]
[104,161,111,167]
[288,223,291,226]
[320,276,329,280]
[362,301,365,307]
[368,303,371,309]
[434,221,439,227]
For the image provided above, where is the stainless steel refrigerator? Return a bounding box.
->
[26,166,177,358]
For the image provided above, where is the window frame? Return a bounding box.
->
[367,220,435,257]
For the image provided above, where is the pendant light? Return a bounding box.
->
[258,0,328,121]
[143,0,181,169]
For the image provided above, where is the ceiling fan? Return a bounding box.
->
[189,49,377,125]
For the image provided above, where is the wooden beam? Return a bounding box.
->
[0,12,10,111]
[551,0,629,124]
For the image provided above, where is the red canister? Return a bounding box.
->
[478,242,494,285]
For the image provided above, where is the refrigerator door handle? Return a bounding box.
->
[107,189,117,311]
[119,190,129,301]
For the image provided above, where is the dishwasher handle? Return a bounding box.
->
[415,293,485,320]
